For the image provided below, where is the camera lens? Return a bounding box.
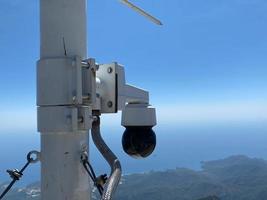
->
[122,126,156,158]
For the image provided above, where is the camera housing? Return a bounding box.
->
[121,103,157,158]
[96,63,157,158]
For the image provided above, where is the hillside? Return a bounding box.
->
[1,155,267,200]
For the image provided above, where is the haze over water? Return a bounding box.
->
[0,122,266,185]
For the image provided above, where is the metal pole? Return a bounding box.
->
[38,0,91,199]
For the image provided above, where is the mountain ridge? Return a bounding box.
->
[1,155,267,200]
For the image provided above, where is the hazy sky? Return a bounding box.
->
[0,0,267,132]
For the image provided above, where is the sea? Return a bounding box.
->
[0,122,267,186]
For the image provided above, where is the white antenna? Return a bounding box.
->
[119,0,163,25]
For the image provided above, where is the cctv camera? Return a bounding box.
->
[121,103,157,158]
[122,126,156,158]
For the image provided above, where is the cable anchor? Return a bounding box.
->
[0,150,40,200]
[81,151,107,196]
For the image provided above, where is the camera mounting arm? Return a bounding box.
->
[95,62,153,112]
[119,84,149,106]
[116,62,149,106]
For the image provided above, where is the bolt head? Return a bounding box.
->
[107,101,113,108]
[107,67,113,74]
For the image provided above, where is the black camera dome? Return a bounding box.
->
[122,126,156,158]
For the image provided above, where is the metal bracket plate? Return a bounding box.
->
[37,106,92,132]
[96,63,120,113]
[37,57,82,106]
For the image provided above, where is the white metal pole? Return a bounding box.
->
[38,0,91,199]
[40,0,87,58]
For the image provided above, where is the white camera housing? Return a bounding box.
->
[121,103,156,127]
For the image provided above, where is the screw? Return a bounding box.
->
[107,101,113,108]
[107,67,113,74]
[92,116,98,122]
[82,94,90,101]
[78,117,84,123]
[72,96,77,103]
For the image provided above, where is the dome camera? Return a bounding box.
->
[122,126,156,158]
[121,103,157,158]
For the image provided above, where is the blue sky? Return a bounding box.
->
[0,0,267,132]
